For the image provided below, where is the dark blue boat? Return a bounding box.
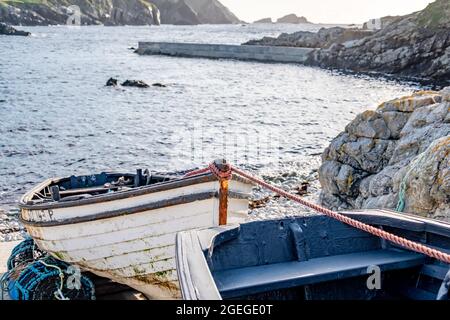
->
[175,209,450,300]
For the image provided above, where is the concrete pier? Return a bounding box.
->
[137,42,315,64]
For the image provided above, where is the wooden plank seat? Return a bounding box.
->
[213,249,427,298]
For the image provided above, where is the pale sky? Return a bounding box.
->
[220,0,434,24]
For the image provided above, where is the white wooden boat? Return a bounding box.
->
[19,162,253,299]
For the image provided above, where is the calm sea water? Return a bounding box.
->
[0,24,422,210]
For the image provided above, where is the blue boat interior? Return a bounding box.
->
[177,211,450,300]
[28,170,175,203]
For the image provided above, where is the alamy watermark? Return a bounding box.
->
[366,18,382,30]
[66,265,82,290]
[66,5,81,27]
[165,120,285,171]
[367,265,382,290]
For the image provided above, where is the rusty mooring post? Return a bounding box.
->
[219,178,229,225]
[214,159,229,226]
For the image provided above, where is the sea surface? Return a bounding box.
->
[0,24,423,211]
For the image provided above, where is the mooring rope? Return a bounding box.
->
[185,162,450,264]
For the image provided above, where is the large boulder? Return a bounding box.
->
[319,87,450,221]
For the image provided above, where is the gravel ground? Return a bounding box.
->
[0,209,27,243]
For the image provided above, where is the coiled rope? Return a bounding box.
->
[38,260,69,300]
[185,162,450,264]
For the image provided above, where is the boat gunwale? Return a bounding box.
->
[19,172,253,210]
[20,190,251,227]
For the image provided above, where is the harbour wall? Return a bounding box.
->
[136,42,315,64]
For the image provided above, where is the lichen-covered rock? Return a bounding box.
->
[319,87,450,221]
[393,136,450,219]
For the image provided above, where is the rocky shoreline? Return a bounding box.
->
[244,27,372,49]
[319,87,450,221]
[0,209,26,242]
[0,0,240,26]
[245,0,450,84]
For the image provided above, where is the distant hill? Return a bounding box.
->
[0,0,240,26]
[184,0,241,24]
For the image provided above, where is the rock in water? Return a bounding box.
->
[276,14,310,24]
[121,80,150,88]
[0,23,30,36]
[152,83,167,88]
[253,18,273,24]
[106,78,119,86]
[319,87,450,221]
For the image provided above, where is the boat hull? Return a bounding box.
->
[20,174,253,299]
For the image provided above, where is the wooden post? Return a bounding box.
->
[218,178,229,226]
[214,159,229,226]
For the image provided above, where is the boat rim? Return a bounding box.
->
[19,172,253,211]
[20,190,251,227]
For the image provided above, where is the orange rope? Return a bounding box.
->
[185,163,450,264]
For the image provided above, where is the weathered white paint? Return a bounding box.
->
[22,177,253,299]
[22,179,251,223]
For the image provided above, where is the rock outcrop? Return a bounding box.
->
[244,0,450,83]
[0,0,240,26]
[307,0,450,82]
[121,80,150,88]
[184,0,241,24]
[106,78,119,86]
[319,88,450,221]
[0,0,161,25]
[276,14,310,24]
[0,22,30,36]
[253,18,273,24]
[244,27,372,49]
